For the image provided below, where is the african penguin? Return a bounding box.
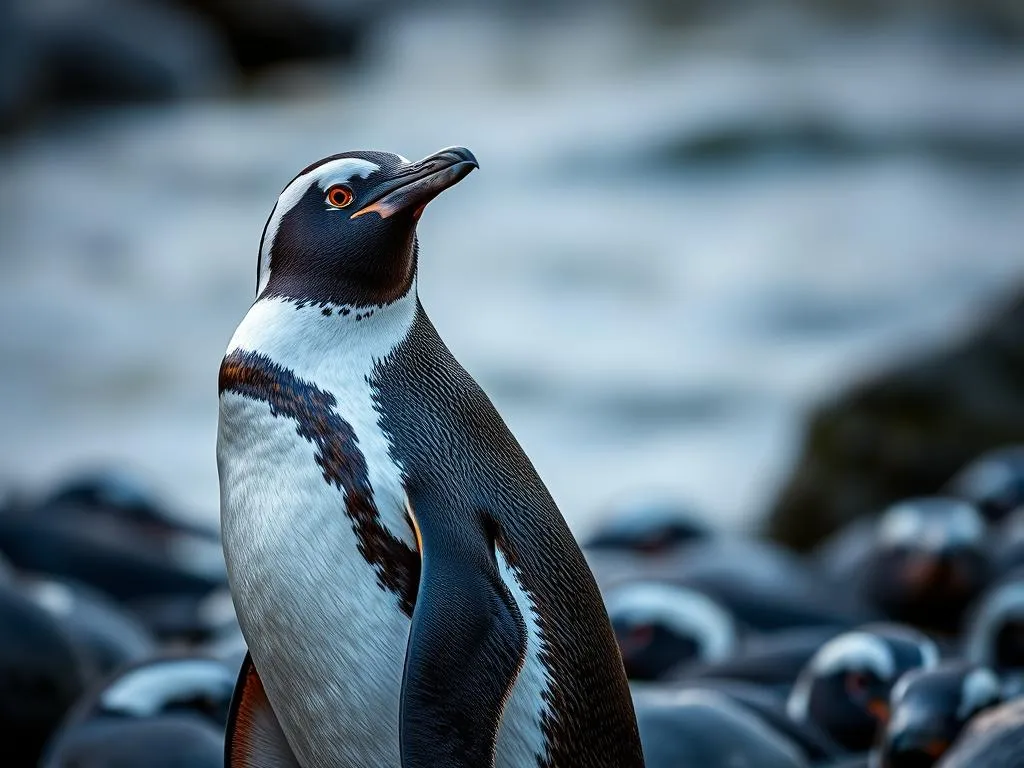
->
[875,662,1003,768]
[786,624,940,752]
[217,147,644,767]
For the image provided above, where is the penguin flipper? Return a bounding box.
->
[225,652,301,768]
[400,509,527,768]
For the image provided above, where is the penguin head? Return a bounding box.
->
[257,147,478,307]
[787,624,939,752]
[876,663,1002,768]
[603,581,737,681]
[948,446,1024,523]
[865,497,989,632]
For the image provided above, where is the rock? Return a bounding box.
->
[20,576,156,678]
[1,0,233,131]
[58,655,237,729]
[766,288,1024,552]
[584,495,712,555]
[184,0,370,72]
[0,585,87,768]
[42,715,224,768]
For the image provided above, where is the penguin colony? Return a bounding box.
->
[0,152,1023,767]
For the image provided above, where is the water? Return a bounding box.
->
[2,11,1023,534]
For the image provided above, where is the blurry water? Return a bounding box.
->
[2,10,1024,534]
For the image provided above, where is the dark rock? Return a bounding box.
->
[129,589,237,644]
[0,585,87,768]
[183,0,370,72]
[584,495,712,555]
[0,495,226,602]
[42,469,220,542]
[633,686,809,768]
[20,576,156,678]
[58,655,237,729]
[42,714,224,768]
[765,289,1024,552]
[674,625,845,692]
[1,0,233,131]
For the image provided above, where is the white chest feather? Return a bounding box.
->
[218,295,551,767]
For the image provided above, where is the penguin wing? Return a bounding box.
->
[225,652,301,768]
[400,506,527,768]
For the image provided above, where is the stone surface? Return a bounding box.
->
[766,288,1024,551]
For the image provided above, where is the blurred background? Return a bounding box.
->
[2,0,1024,545]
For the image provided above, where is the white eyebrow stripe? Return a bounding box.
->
[256,158,381,297]
[310,158,380,189]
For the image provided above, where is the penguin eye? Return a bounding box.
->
[326,185,354,209]
[843,671,868,700]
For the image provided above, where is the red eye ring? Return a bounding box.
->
[326,185,354,208]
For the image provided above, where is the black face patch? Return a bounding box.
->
[220,349,420,616]
[258,151,427,309]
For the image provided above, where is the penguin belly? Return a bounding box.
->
[219,390,554,767]
[219,391,411,767]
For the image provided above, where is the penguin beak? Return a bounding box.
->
[351,146,479,220]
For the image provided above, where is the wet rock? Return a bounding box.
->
[184,0,370,72]
[59,655,237,729]
[1,0,233,130]
[0,585,87,768]
[19,577,156,678]
[42,715,224,768]
[0,496,226,602]
[937,697,1024,768]
[633,686,809,768]
[766,289,1024,552]
[584,495,712,555]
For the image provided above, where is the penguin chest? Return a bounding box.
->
[218,374,418,767]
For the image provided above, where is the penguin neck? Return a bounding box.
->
[225,289,418,384]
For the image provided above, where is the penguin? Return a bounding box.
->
[632,686,809,768]
[935,696,1024,767]
[786,624,940,753]
[964,569,1024,672]
[948,446,1024,523]
[603,580,739,681]
[991,506,1024,579]
[217,147,644,767]
[854,498,990,633]
[875,662,1003,768]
